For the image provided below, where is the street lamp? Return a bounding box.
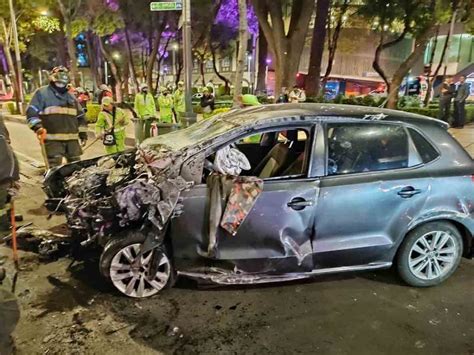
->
[247,54,252,94]
[39,9,49,16]
[172,43,178,80]
[112,52,121,60]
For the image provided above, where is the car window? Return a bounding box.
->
[327,123,409,175]
[408,128,439,163]
[205,127,311,181]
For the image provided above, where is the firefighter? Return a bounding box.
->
[96,96,130,154]
[158,87,174,123]
[173,81,185,120]
[134,83,156,143]
[26,66,87,168]
[0,116,19,233]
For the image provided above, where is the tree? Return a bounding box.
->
[56,0,83,86]
[73,0,125,100]
[255,25,268,92]
[252,0,315,96]
[322,0,350,89]
[233,0,248,106]
[0,0,60,111]
[305,0,330,96]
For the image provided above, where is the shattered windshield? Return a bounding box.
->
[143,109,245,151]
[142,106,268,151]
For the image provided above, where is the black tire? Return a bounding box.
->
[99,231,176,297]
[397,221,463,287]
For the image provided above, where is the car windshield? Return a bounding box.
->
[143,108,258,151]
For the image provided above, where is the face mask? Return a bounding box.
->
[55,82,66,88]
[163,92,168,96]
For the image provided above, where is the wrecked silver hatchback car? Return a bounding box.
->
[43,104,474,298]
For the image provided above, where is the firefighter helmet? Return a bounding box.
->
[49,66,70,85]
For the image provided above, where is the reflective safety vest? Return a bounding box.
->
[26,85,87,141]
[95,107,130,135]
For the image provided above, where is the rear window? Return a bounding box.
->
[408,128,439,163]
[327,123,409,175]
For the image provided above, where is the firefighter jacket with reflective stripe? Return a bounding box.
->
[0,117,19,186]
[26,85,87,140]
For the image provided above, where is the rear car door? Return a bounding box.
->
[314,120,434,269]
[171,123,321,273]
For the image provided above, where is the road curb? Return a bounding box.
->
[2,112,136,147]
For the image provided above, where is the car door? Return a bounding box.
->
[313,120,431,269]
[170,123,321,273]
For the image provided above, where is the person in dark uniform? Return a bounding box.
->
[26,66,87,168]
[437,77,455,123]
[0,116,19,233]
[453,76,470,128]
[0,116,20,354]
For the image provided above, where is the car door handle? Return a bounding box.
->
[397,186,422,198]
[287,197,314,210]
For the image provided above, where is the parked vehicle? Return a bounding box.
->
[44,104,474,298]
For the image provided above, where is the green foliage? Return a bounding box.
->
[71,18,89,37]
[92,12,124,37]
[32,16,60,33]
[398,95,422,108]
[85,103,101,123]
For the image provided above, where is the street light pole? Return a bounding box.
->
[182,0,196,126]
[8,0,24,111]
[247,54,252,94]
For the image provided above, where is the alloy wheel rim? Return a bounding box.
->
[408,231,458,281]
[110,243,171,298]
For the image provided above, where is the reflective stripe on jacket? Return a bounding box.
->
[26,85,86,139]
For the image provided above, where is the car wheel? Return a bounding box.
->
[397,221,463,287]
[100,232,175,298]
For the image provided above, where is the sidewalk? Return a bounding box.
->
[449,126,474,157]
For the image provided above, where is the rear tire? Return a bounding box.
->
[397,221,463,287]
[100,231,176,298]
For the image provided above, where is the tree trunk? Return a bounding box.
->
[233,0,248,106]
[306,0,330,96]
[423,26,439,106]
[55,31,68,66]
[256,28,268,92]
[0,17,20,112]
[252,0,314,97]
[211,48,230,94]
[99,39,123,102]
[146,32,161,95]
[199,59,206,87]
[85,31,99,89]
[386,28,433,109]
[122,61,130,101]
[175,58,183,87]
[57,0,79,86]
[124,26,139,93]
[322,0,349,90]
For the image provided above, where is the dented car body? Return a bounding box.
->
[44,104,474,297]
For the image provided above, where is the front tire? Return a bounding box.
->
[100,232,175,298]
[397,221,463,287]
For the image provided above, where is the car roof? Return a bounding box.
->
[220,103,448,129]
[144,103,447,152]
